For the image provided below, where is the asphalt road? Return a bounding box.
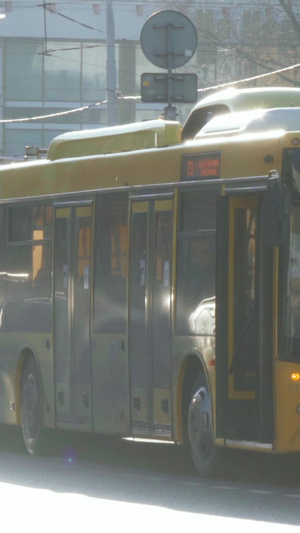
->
[1,426,300,532]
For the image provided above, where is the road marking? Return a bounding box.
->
[248,490,275,494]
[285,494,300,498]
[214,486,238,490]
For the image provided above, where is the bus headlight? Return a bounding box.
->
[291,373,300,381]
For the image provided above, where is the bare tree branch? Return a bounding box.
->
[277,0,300,36]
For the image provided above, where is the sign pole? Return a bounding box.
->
[165,23,176,121]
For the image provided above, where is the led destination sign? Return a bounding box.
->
[181,152,221,180]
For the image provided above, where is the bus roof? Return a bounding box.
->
[196,107,300,137]
[182,86,300,140]
[47,119,181,161]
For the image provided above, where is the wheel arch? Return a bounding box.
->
[15,347,42,426]
[176,351,211,445]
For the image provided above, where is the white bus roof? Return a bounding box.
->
[182,87,300,140]
[47,119,181,161]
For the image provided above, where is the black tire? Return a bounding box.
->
[21,358,45,454]
[188,374,220,476]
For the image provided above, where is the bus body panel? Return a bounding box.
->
[91,334,130,435]
[0,133,284,203]
[274,360,300,452]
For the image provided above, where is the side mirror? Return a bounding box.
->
[261,172,290,247]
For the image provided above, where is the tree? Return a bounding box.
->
[162,0,300,89]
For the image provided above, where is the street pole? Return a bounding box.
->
[165,23,176,121]
[106,0,117,126]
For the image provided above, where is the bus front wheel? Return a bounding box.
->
[21,358,44,454]
[188,375,219,475]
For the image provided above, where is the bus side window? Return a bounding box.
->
[7,204,52,301]
[176,189,217,335]
[5,204,52,333]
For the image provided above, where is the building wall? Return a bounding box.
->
[0,1,166,156]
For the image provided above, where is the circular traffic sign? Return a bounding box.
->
[140,10,198,69]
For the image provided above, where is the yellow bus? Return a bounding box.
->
[2,87,300,475]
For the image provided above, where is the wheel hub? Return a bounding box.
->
[188,386,213,461]
[22,373,39,439]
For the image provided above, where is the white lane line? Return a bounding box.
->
[248,490,275,495]
[285,494,300,498]
[214,486,238,490]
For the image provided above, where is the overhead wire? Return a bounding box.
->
[1,61,300,123]
[197,61,300,92]
[38,2,107,35]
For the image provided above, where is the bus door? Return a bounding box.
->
[129,198,173,437]
[216,195,274,445]
[53,204,93,428]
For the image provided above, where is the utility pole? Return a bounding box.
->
[119,40,136,124]
[106,0,117,126]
